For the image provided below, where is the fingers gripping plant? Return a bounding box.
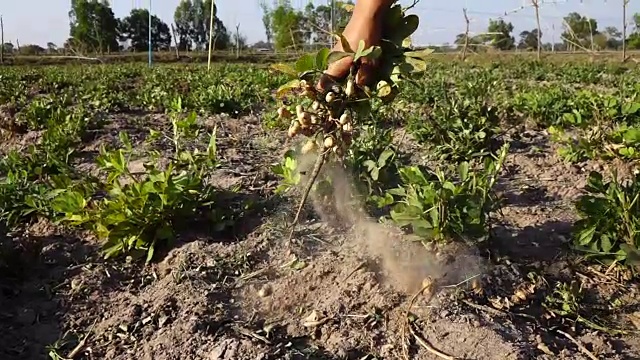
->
[272,1,432,240]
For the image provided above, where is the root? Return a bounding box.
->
[402,282,458,360]
[287,149,327,242]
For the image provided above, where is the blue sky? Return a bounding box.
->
[1,0,639,47]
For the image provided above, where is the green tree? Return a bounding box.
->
[626,13,640,50]
[119,8,172,52]
[486,18,515,50]
[203,0,231,50]
[302,1,353,46]
[602,26,622,49]
[46,42,59,53]
[2,43,14,54]
[174,0,195,51]
[517,29,541,50]
[263,0,305,51]
[561,12,598,50]
[19,44,45,55]
[259,0,273,46]
[174,0,229,50]
[68,0,119,53]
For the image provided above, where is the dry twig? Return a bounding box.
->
[409,323,457,360]
[556,329,599,360]
[400,280,457,360]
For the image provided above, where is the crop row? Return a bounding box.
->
[1,59,639,268]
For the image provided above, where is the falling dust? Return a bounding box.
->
[295,148,487,295]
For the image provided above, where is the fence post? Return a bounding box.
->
[532,0,541,60]
[207,0,215,71]
[235,23,240,58]
[170,23,180,59]
[462,8,469,61]
[622,0,628,61]
[148,0,153,67]
[1,15,4,64]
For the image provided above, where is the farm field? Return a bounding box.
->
[2,58,640,360]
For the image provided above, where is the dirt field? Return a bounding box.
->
[2,99,640,360]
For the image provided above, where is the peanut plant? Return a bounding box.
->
[51,107,226,263]
[271,0,432,239]
[573,171,640,266]
[377,144,509,244]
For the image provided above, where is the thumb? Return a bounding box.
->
[317,55,352,91]
[355,58,378,87]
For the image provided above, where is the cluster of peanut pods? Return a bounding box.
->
[277,78,358,158]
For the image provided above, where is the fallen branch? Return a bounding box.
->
[409,323,457,360]
[66,319,97,359]
[556,329,599,360]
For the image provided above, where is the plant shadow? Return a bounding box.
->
[488,220,574,262]
[0,230,98,360]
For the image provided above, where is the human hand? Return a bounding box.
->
[318,2,387,90]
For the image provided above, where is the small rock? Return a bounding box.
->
[258,284,272,297]
[17,308,36,325]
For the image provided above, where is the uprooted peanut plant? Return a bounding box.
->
[271,1,432,239]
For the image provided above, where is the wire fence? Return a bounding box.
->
[1,0,640,65]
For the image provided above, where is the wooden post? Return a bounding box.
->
[235,23,240,58]
[1,15,4,64]
[170,23,180,59]
[207,0,215,71]
[462,8,470,61]
[148,0,152,67]
[623,0,629,61]
[532,0,541,60]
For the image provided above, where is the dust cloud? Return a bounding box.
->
[294,150,486,295]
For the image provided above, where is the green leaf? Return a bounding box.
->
[270,63,298,77]
[390,15,419,42]
[335,33,354,53]
[371,167,380,181]
[276,79,301,97]
[600,234,613,253]
[623,127,640,144]
[404,56,427,73]
[577,225,597,246]
[363,159,376,171]
[378,149,394,167]
[585,171,605,193]
[327,51,352,65]
[404,48,435,60]
[354,40,366,60]
[295,53,317,73]
[459,162,470,181]
[51,190,87,214]
[146,239,156,263]
[315,48,330,70]
[356,45,382,61]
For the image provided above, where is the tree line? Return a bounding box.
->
[259,0,354,51]
[2,0,243,55]
[3,1,640,56]
[454,12,640,52]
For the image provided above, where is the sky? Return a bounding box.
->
[1,0,639,48]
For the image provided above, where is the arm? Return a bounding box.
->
[319,0,394,88]
[352,0,395,20]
